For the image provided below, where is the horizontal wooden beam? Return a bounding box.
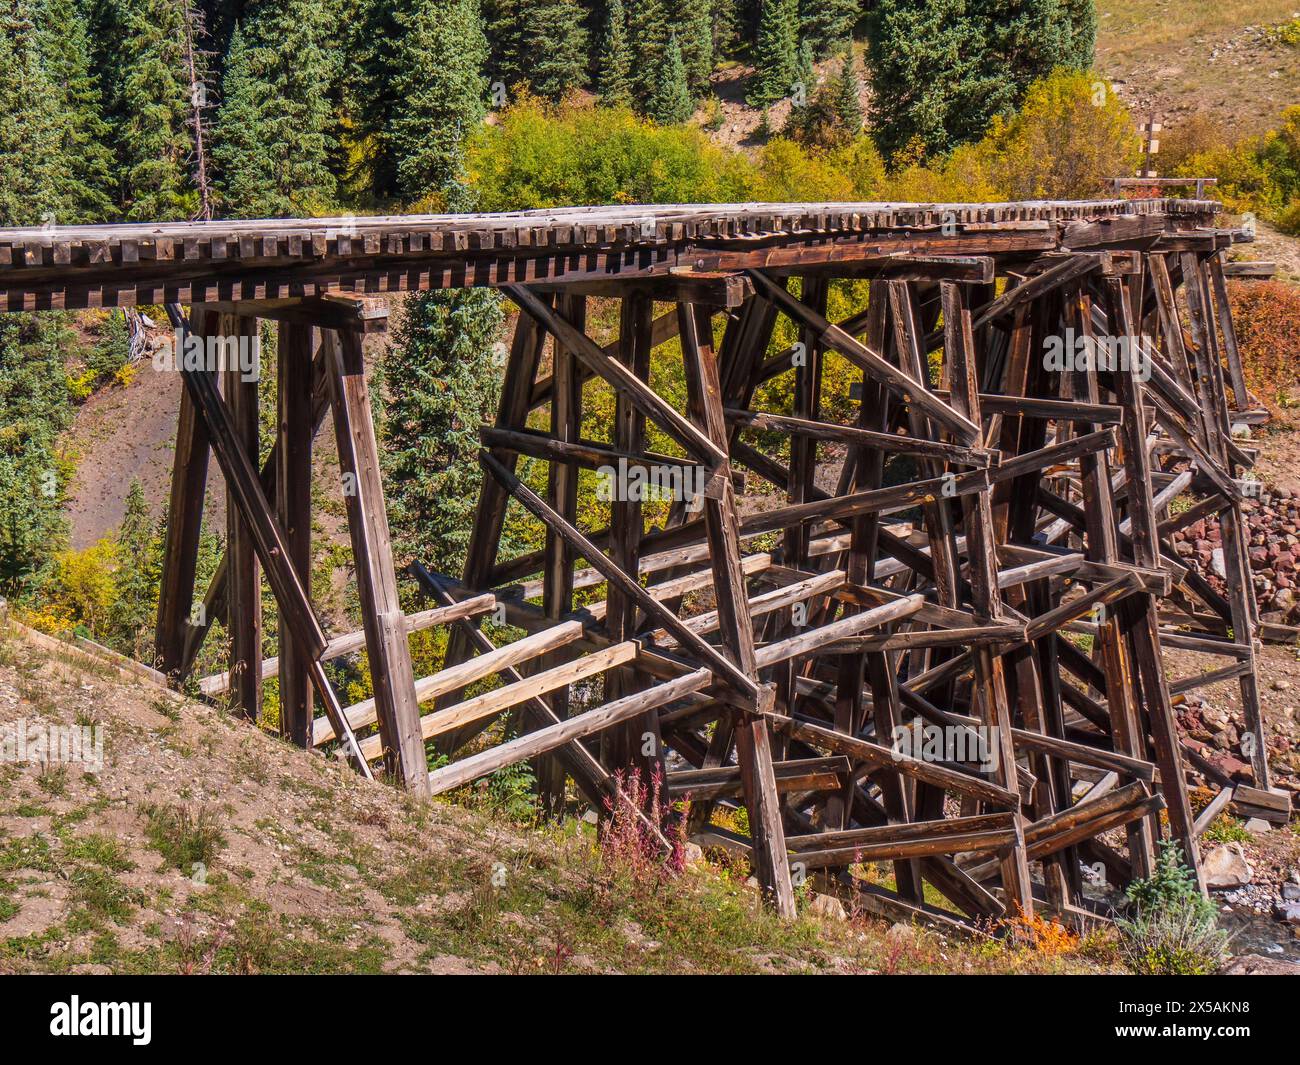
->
[201,594,495,697]
[426,667,713,795]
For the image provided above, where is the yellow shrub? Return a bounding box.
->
[752,138,857,202]
[982,70,1139,200]
[49,540,119,637]
[1002,908,1081,956]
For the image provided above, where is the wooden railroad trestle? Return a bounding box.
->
[0,199,1288,925]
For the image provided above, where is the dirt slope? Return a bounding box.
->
[0,619,1123,975]
[1096,1,1299,137]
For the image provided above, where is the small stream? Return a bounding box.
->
[1219,906,1300,961]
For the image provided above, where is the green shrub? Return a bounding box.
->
[1116,902,1231,976]
[1116,841,1228,975]
[1202,815,1251,844]
[466,94,753,210]
[143,803,226,873]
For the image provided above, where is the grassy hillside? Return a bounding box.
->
[1096,0,1300,137]
[0,619,1122,975]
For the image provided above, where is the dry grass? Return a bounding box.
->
[0,626,1122,975]
[1097,0,1300,137]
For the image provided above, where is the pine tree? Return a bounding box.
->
[833,49,862,138]
[626,0,671,104]
[212,0,340,218]
[866,0,989,159]
[978,0,1094,110]
[800,0,858,59]
[363,0,508,574]
[748,0,798,106]
[676,0,714,93]
[710,0,740,60]
[36,0,114,223]
[794,37,814,100]
[384,0,490,203]
[380,290,504,570]
[0,0,68,227]
[867,0,1097,161]
[0,315,74,594]
[596,0,634,107]
[488,0,588,102]
[95,0,195,220]
[0,4,80,593]
[1062,0,1098,68]
[646,34,694,124]
[109,479,156,659]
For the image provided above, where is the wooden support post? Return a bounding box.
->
[1179,256,1269,790]
[679,300,796,919]
[604,291,665,785]
[538,294,583,813]
[164,305,370,777]
[324,330,429,795]
[435,309,549,747]
[1207,251,1250,413]
[941,281,1034,915]
[1105,275,1202,877]
[1071,285,1156,881]
[276,321,314,746]
[225,314,262,721]
[155,308,214,679]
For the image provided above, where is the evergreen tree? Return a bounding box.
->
[489,0,588,102]
[676,0,714,93]
[866,0,991,159]
[794,36,814,100]
[867,0,1097,161]
[596,0,634,107]
[37,0,115,222]
[380,290,504,570]
[0,0,68,227]
[800,0,858,59]
[212,0,340,218]
[710,0,740,61]
[1062,0,1098,68]
[781,37,820,144]
[362,0,508,574]
[747,0,798,106]
[376,0,490,203]
[833,49,862,138]
[626,0,671,104]
[95,0,195,219]
[0,315,74,595]
[0,4,80,594]
[646,34,694,124]
[981,0,1096,104]
[109,479,156,658]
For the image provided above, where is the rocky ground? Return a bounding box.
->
[1170,485,1300,629]
[1159,409,1300,955]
